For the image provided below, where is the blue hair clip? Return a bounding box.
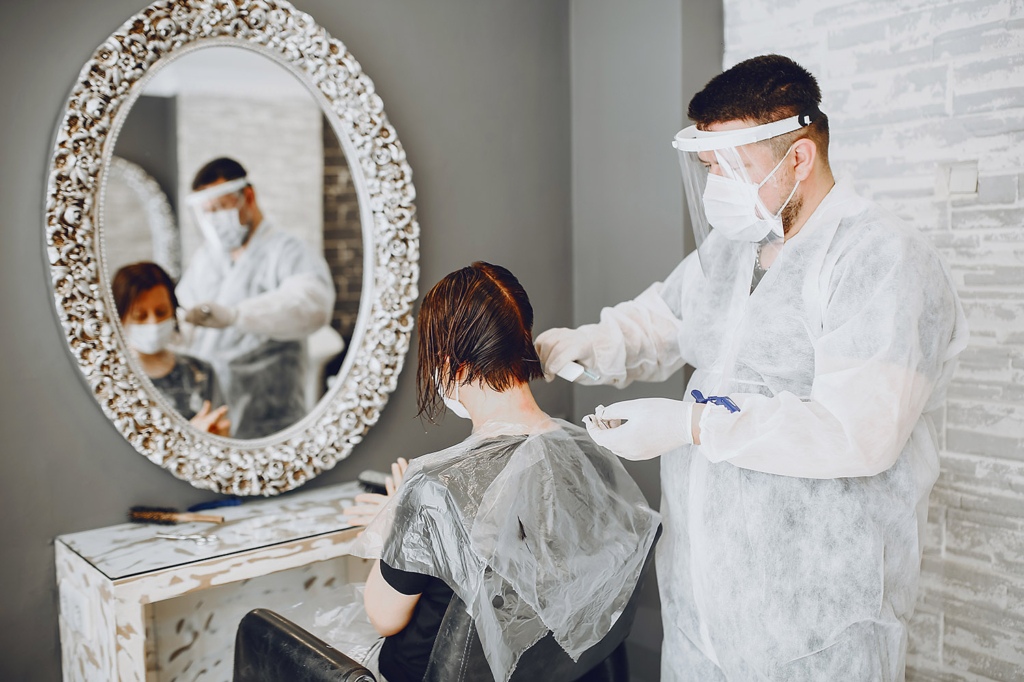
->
[691,390,741,414]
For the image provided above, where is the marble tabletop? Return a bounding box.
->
[57,481,362,580]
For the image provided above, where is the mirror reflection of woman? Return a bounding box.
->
[113,262,231,436]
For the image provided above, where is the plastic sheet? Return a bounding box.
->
[354,418,660,682]
[301,582,382,667]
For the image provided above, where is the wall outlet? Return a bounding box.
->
[935,161,978,198]
[949,162,979,194]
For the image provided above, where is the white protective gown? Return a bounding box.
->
[176,219,335,439]
[580,182,968,681]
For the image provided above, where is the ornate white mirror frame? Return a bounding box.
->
[45,0,419,495]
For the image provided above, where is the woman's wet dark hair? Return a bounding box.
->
[416,261,544,421]
[112,261,179,323]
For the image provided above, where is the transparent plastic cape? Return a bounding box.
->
[352,418,661,682]
[302,583,382,666]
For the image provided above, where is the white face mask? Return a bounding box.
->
[125,319,176,355]
[198,207,249,252]
[436,372,471,420]
[702,146,799,242]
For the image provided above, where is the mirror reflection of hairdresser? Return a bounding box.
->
[536,55,969,680]
[176,158,335,439]
[113,262,231,436]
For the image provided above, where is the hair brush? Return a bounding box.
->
[129,506,224,525]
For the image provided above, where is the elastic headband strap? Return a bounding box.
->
[185,176,250,206]
[672,107,824,153]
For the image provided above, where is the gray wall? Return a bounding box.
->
[112,95,179,213]
[0,1,571,678]
[568,1,723,679]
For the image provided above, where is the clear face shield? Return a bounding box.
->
[184,177,252,253]
[672,111,819,275]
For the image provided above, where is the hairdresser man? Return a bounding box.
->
[536,55,967,681]
[177,157,335,439]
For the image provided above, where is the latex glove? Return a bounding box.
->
[184,302,238,329]
[584,398,694,460]
[535,327,600,383]
[342,457,409,527]
[189,400,231,436]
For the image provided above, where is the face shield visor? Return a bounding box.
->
[185,177,251,253]
[672,111,820,274]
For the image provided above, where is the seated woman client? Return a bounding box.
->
[345,262,660,682]
[113,262,230,436]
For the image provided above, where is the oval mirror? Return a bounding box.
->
[45,0,419,495]
[110,45,365,441]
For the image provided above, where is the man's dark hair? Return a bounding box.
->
[416,261,544,421]
[191,157,248,191]
[112,261,180,322]
[688,54,829,164]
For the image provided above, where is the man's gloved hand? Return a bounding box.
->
[184,302,238,329]
[584,398,695,460]
[535,327,599,383]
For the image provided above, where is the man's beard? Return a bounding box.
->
[781,192,803,236]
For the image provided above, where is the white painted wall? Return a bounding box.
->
[723,1,1024,679]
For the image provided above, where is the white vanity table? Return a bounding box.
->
[56,481,373,682]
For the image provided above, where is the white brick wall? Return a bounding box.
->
[722,1,1024,679]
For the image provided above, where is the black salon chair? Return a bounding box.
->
[234,608,375,682]
[234,526,660,682]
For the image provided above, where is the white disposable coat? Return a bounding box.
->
[176,220,335,439]
[577,182,967,681]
